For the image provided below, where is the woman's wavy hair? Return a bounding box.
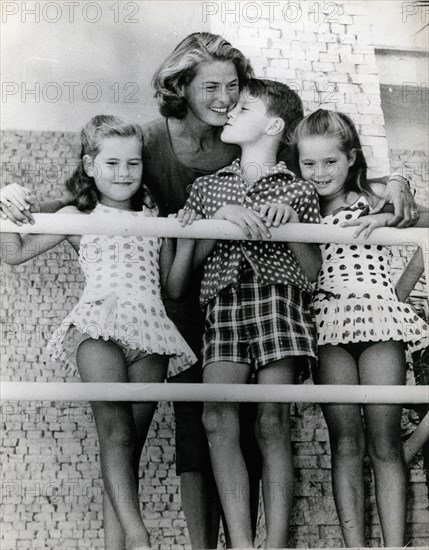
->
[288,109,374,200]
[152,32,254,119]
[66,115,155,212]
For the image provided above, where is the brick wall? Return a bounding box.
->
[209,0,391,177]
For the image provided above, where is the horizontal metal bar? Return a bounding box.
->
[1,214,427,245]
[1,382,428,404]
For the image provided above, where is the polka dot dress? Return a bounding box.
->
[314,196,429,352]
[49,204,196,377]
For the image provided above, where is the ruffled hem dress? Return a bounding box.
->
[314,196,429,353]
[48,204,197,378]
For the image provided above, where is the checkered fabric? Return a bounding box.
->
[202,266,318,370]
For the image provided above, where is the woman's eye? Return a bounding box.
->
[107,162,117,166]
[204,86,217,92]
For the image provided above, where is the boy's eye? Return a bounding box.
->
[107,161,118,166]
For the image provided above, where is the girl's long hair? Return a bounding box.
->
[288,109,374,200]
[66,115,155,212]
[152,32,254,119]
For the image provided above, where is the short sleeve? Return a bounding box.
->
[295,184,320,224]
[184,177,206,217]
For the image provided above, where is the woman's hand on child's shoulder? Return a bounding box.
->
[257,203,299,227]
[341,212,394,239]
[0,183,37,226]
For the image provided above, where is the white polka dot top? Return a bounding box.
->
[49,204,197,377]
[314,196,429,351]
[185,159,320,305]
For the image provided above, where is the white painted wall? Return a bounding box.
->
[1,1,208,131]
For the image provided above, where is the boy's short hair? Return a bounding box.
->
[243,78,303,139]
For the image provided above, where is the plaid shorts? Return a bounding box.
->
[202,268,318,370]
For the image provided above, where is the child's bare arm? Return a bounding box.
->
[1,205,80,264]
[342,187,429,237]
[193,239,217,270]
[160,237,197,300]
[0,183,73,225]
[213,204,271,240]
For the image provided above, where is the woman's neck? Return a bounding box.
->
[170,112,222,151]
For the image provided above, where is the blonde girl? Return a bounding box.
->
[289,109,429,547]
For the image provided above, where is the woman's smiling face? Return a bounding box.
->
[183,60,240,126]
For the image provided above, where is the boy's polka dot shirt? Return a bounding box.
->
[184,159,320,306]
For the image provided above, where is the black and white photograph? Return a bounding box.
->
[1,1,428,548]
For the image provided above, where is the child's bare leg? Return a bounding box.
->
[360,341,407,547]
[202,361,253,548]
[77,340,166,550]
[255,359,296,548]
[180,470,221,549]
[317,345,366,547]
[102,493,126,550]
[172,365,221,549]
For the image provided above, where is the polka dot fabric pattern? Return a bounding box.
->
[314,196,429,352]
[49,204,197,377]
[184,159,320,306]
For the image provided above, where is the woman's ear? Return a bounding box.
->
[348,148,357,167]
[83,154,94,177]
[267,117,285,137]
